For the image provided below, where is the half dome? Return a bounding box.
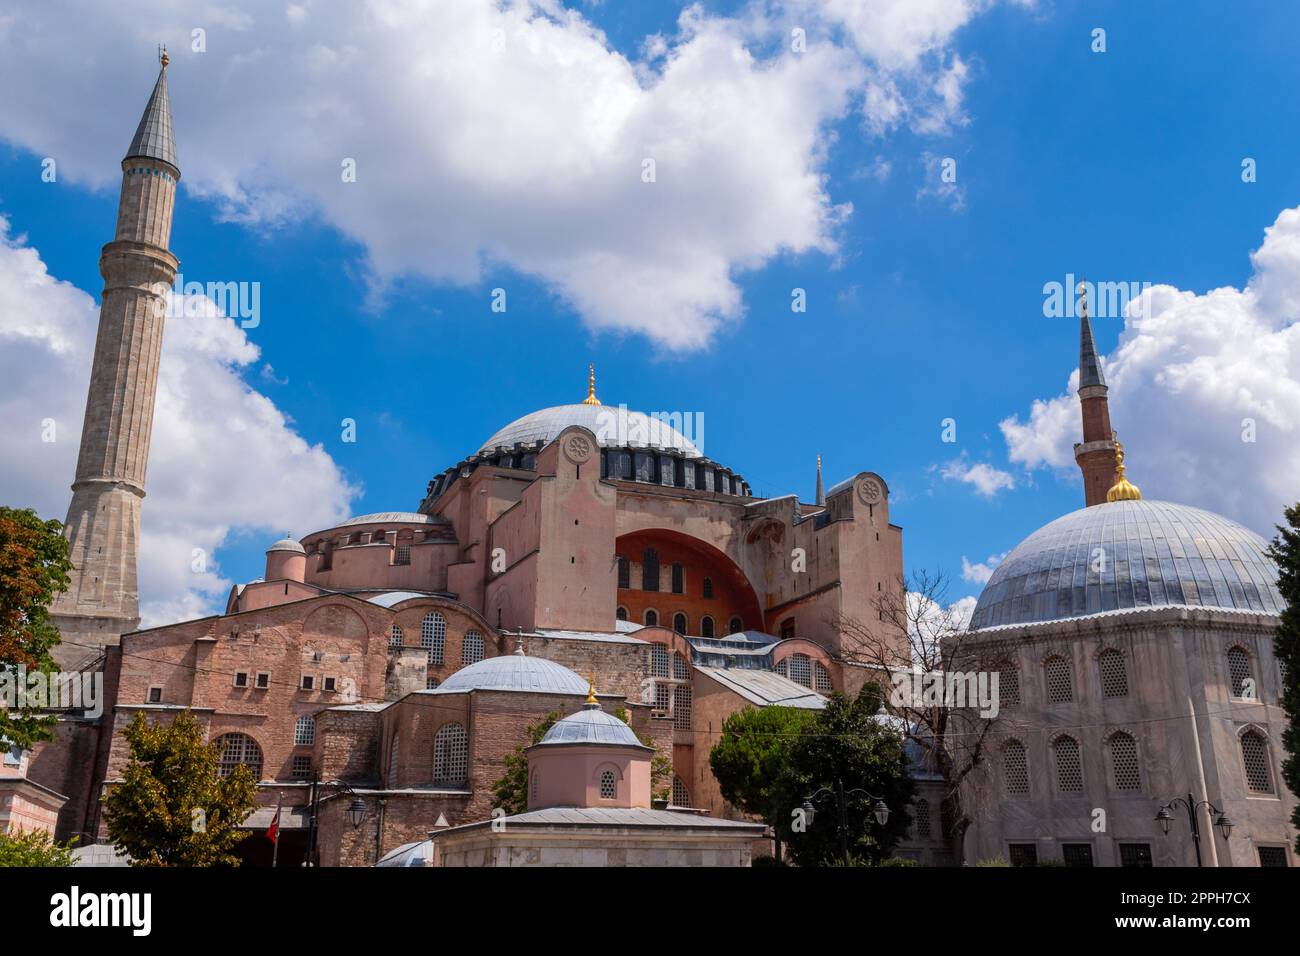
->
[430,653,589,695]
[969,499,1283,630]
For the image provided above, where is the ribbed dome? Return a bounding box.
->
[266,537,305,554]
[431,654,588,695]
[479,404,701,457]
[536,707,647,748]
[970,499,1283,630]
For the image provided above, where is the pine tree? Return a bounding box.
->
[1267,503,1300,851]
[103,711,258,866]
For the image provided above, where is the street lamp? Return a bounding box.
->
[1154,793,1233,866]
[346,798,367,829]
[802,779,891,866]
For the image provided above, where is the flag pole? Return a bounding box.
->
[269,791,283,868]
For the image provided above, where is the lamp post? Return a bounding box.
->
[1154,793,1233,867]
[801,778,890,866]
[305,777,371,867]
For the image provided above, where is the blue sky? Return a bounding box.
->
[3,0,1299,621]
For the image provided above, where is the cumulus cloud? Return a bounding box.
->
[1000,205,1300,535]
[0,219,357,626]
[0,0,1017,351]
[940,455,1016,497]
[960,551,1006,585]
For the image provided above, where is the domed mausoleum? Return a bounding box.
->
[957,300,1295,868]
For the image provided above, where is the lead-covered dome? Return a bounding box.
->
[969,499,1283,630]
[430,653,589,695]
[479,404,701,457]
[536,707,647,748]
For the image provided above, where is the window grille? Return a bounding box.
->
[433,723,468,786]
[1054,735,1083,792]
[421,612,446,665]
[1046,656,1073,703]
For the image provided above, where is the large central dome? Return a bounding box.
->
[479,403,702,457]
[969,499,1283,630]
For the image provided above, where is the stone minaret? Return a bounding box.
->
[51,52,180,667]
[1071,282,1120,507]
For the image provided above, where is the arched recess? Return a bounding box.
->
[614,529,764,634]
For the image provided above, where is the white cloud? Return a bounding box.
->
[0,0,1017,351]
[960,551,1006,585]
[940,455,1015,497]
[0,219,357,626]
[1000,205,1300,535]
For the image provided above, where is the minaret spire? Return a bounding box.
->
[815,454,825,506]
[1071,279,1121,508]
[50,55,181,667]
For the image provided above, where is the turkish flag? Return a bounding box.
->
[266,804,281,844]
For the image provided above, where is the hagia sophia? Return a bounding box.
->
[4,56,1295,867]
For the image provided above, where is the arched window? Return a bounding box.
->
[421,612,446,665]
[1003,740,1029,795]
[673,612,687,635]
[1227,647,1253,699]
[599,769,617,800]
[215,733,263,780]
[673,685,693,729]
[813,661,833,693]
[774,659,788,678]
[1109,731,1141,791]
[462,630,485,665]
[1053,735,1083,793]
[642,549,660,591]
[728,616,743,634]
[702,577,714,599]
[700,616,715,639]
[787,654,812,688]
[644,609,658,627]
[389,624,403,649]
[615,606,628,622]
[672,652,689,680]
[1045,655,1073,703]
[433,723,468,786]
[914,798,931,838]
[617,556,630,590]
[671,563,684,594]
[672,776,690,807]
[1100,650,1128,699]
[387,734,400,789]
[651,644,669,678]
[1240,730,1273,793]
[294,715,315,746]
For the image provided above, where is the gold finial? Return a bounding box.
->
[159,44,169,69]
[817,453,822,470]
[1077,279,1088,319]
[584,678,598,706]
[582,364,601,405]
[1106,441,1142,502]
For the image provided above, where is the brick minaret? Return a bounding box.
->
[51,52,180,667]
[1071,283,1119,507]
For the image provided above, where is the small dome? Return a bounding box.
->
[267,537,305,554]
[970,499,1282,630]
[536,707,646,748]
[431,654,588,695]
[479,404,701,457]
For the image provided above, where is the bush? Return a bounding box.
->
[0,829,76,867]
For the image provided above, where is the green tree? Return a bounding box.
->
[780,684,915,867]
[103,710,257,866]
[709,704,817,861]
[0,828,77,867]
[492,711,561,815]
[0,507,72,750]
[1268,503,1300,851]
